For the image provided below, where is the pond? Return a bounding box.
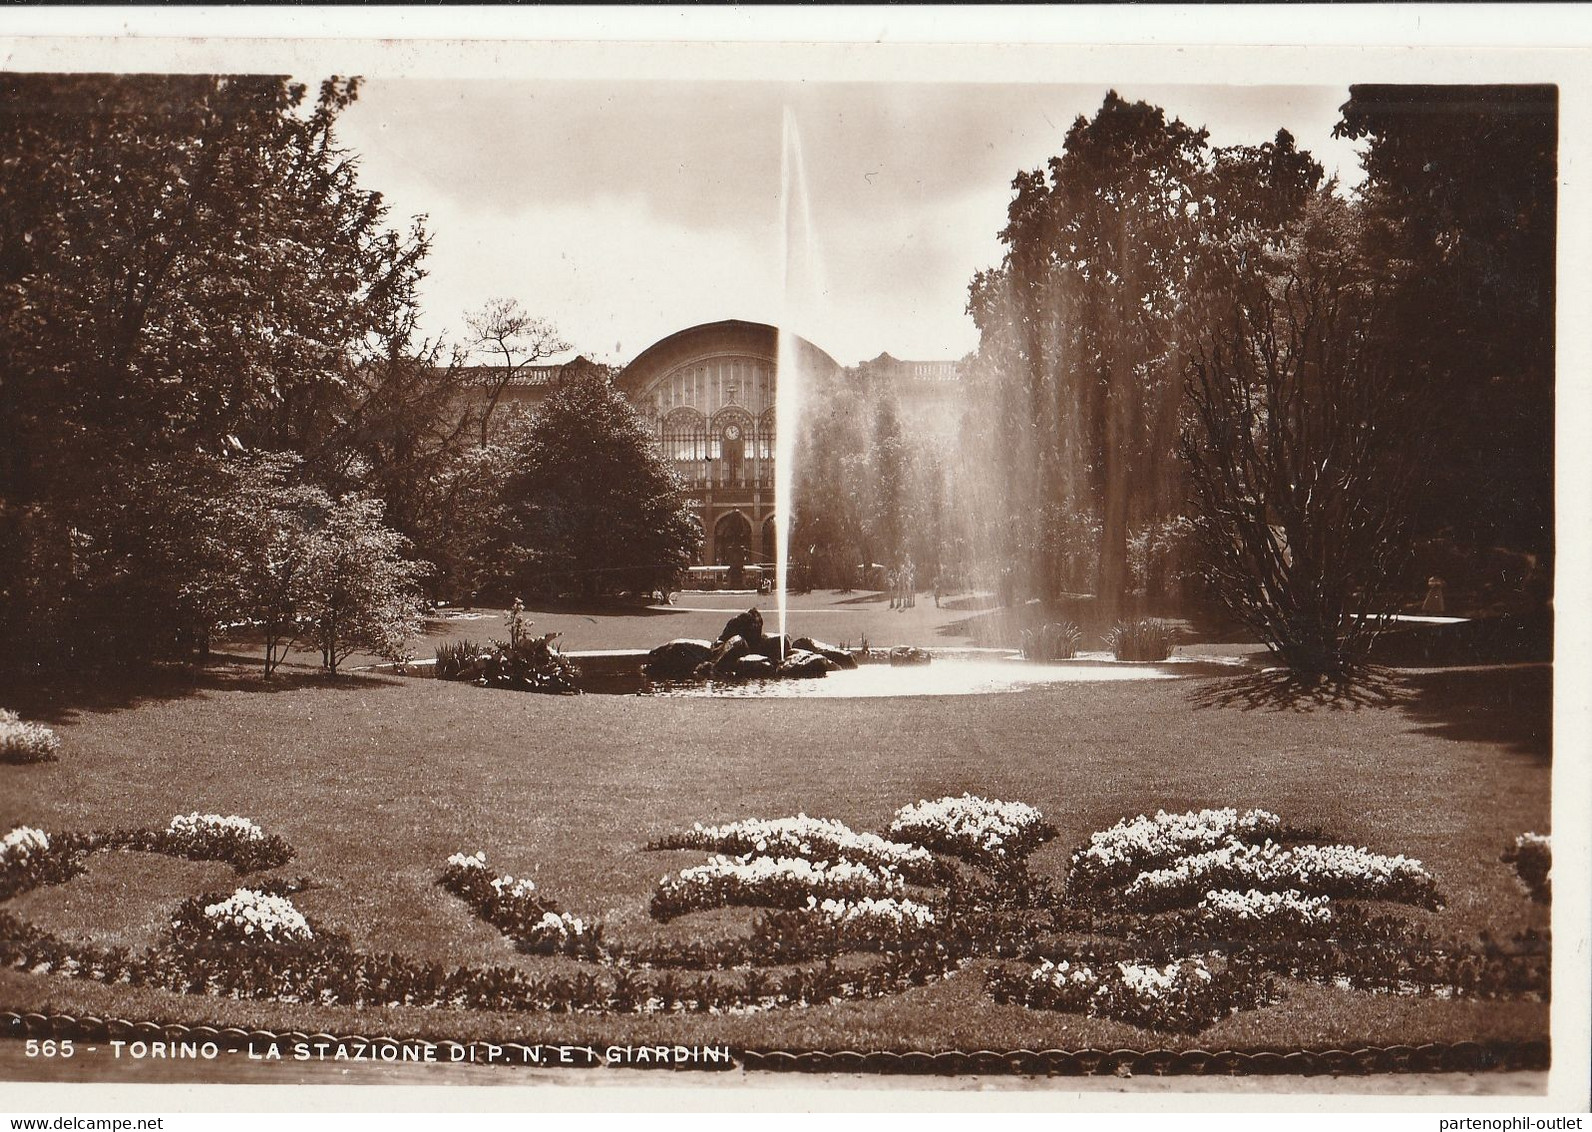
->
[581,651,1247,698]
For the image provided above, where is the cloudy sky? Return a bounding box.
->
[336,80,1366,367]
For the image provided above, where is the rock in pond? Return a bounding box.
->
[777,649,832,679]
[717,607,764,645]
[644,638,714,680]
[752,633,792,662]
[733,654,777,678]
[791,636,857,670]
[708,634,752,674]
[888,645,932,666]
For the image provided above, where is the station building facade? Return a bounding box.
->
[617,319,846,568]
[465,318,963,569]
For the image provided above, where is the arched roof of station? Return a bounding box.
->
[618,319,841,399]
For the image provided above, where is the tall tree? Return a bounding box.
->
[967,93,1322,614]
[497,370,701,599]
[0,74,433,664]
[465,297,570,445]
[1335,85,1555,559]
[1180,197,1424,683]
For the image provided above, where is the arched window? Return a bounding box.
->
[661,408,709,462]
[757,408,777,462]
[712,408,754,487]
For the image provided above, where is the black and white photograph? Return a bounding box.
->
[0,14,1584,1116]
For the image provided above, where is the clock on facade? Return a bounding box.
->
[724,424,741,440]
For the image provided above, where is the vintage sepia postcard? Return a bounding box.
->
[0,8,1586,1116]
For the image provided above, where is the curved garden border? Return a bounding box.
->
[0,1012,1550,1076]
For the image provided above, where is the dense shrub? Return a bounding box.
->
[433,602,579,694]
[1105,618,1174,661]
[1502,832,1551,903]
[1020,621,1083,661]
[0,709,60,764]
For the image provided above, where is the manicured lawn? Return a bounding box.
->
[0,639,1551,1054]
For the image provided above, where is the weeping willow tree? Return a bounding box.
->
[965,92,1322,616]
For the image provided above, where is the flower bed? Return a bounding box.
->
[1094,956,1271,1033]
[1066,808,1287,897]
[649,815,946,884]
[888,794,1057,870]
[156,813,296,874]
[651,855,905,922]
[438,852,598,957]
[1121,840,1441,912]
[0,801,1547,1035]
[0,709,60,764]
[814,895,936,931]
[0,826,82,901]
[1194,888,1334,940]
[988,953,1274,1034]
[171,886,314,947]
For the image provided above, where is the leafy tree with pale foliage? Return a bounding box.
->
[294,494,428,675]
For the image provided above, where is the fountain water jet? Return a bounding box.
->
[774,104,821,648]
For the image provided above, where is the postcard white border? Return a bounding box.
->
[0,5,1587,1116]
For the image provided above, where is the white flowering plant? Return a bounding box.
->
[1066,808,1287,898]
[159,813,294,873]
[169,881,315,947]
[989,952,1273,1033]
[1195,888,1334,940]
[811,895,937,931]
[651,854,906,921]
[200,888,313,945]
[888,794,1057,870]
[1091,955,1270,1033]
[0,825,50,866]
[650,815,948,884]
[0,825,81,901]
[1121,840,1440,912]
[521,911,594,954]
[0,709,61,764]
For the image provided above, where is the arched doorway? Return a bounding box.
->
[761,515,777,564]
[714,511,752,569]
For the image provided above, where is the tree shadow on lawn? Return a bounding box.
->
[2,657,406,726]
[1395,665,1551,762]
[1188,664,1550,761]
[1188,667,1412,713]
[828,591,887,606]
[512,598,691,619]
